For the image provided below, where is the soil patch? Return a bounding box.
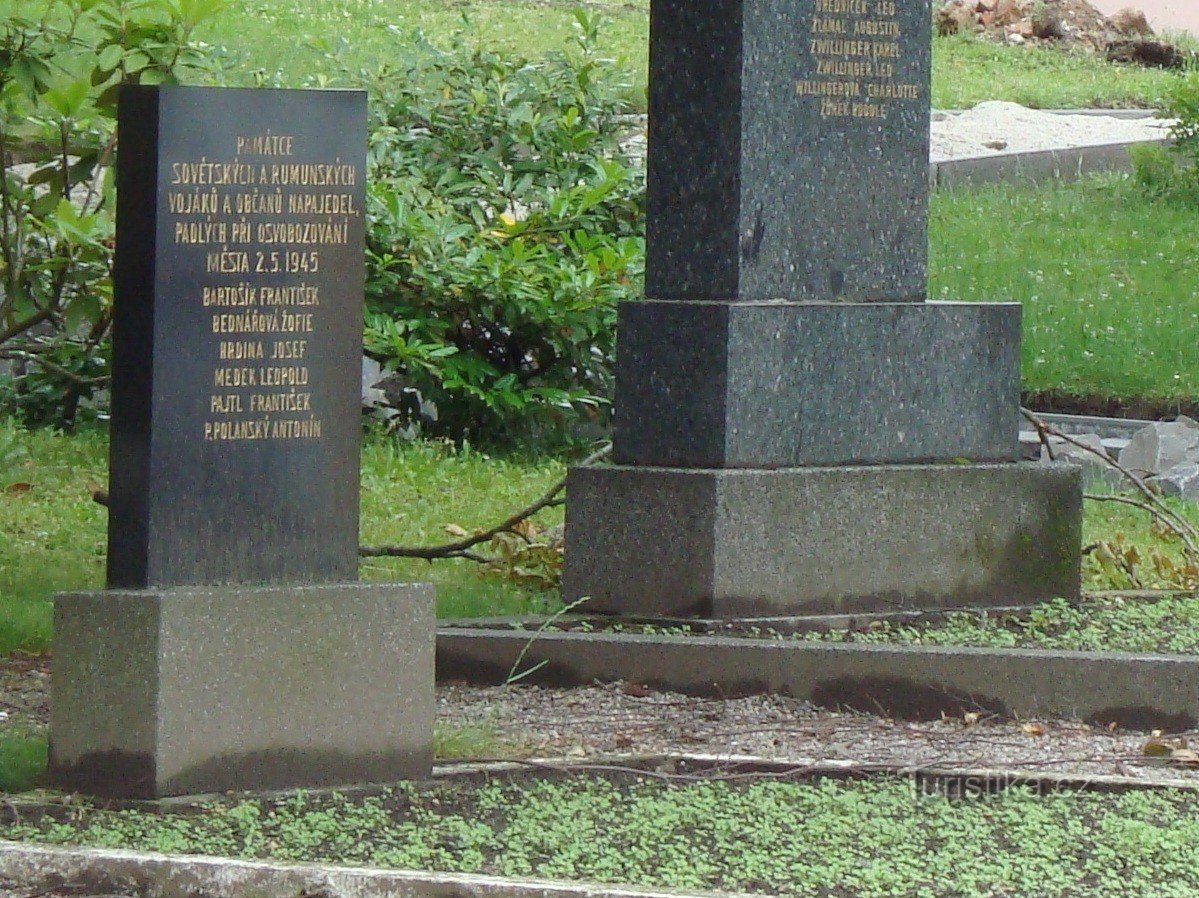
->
[6,633,1199,785]
[936,0,1190,61]
[1023,389,1199,421]
[0,653,48,730]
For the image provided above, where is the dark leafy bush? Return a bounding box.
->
[362,12,645,449]
[0,0,224,427]
[1132,71,1199,205]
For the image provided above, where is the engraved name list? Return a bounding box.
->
[162,132,362,443]
[796,0,921,119]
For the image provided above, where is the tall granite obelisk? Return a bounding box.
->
[563,0,1082,617]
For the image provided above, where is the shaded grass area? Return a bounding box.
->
[0,730,46,794]
[0,422,563,655]
[6,775,1199,897]
[357,436,564,619]
[0,423,106,655]
[930,176,1199,406]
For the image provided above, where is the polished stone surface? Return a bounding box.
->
[108,86,366,588]
[50,583,434,798]
[646,0,931,302]
[613,300,1022,468]
[563,463,1082,618]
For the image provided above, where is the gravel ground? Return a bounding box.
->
[0,654,48,732]
[439,681,1199,786]
[4,653,1198,787]
[0,886,138,898]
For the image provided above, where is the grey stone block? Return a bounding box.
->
[613,301,1021,468]
[1038,433,1124,491]
[564,463,1081,618]
[1120,417,1199,478]
[933,140,1166,190]
[1159,464,1199,502]
[50,582,433,798]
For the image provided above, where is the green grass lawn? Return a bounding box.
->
[930,176,1199,407]
[0,421,564,655]
[931,34,1192,110]
[208,2,1194,110]
[7,775,1199,897]
[3,0,1188,109]
[3,416,1195,657]
[2,173,1196,652]
[200,1,1190,110]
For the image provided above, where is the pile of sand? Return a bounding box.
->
[931,101,1171,160]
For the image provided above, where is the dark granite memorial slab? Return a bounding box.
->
[613,300,1022,468]
[108,86,366,588]
[647,0,931,302]
[564,463,1082,618]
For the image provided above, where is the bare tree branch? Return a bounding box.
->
[0,309,52,346]
[1023,407,1199,558]
[0,349,109,386]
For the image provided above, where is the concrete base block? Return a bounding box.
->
[563,463,1081,617]
[613,301,1021,468]
[50,582,434,798]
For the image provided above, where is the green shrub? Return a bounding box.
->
[3,9,645,447]
[0,0,224,427]
[1133,71,1199,204]
[362,12,645,449]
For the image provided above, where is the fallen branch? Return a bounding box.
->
[92,442,613,565]
[0,350,110,387]
[359,442,611,561]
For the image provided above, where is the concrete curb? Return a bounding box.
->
[0,842,738,898]
[436,629,1199,731]
[932,138,1168,188]
[938,108,1159,120]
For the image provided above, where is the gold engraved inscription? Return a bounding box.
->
[163,132,361,441]
[796,0,921,120]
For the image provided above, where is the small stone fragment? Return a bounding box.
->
[1120,418,1199,478]
[1107,7,1153,38]
[1041,432,1122,489]
[1157,464,1199,502]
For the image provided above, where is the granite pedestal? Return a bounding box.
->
[561,0,1083,617]
[564,463,1082,618]
[614,301,1022,468]
[50,583,433,798]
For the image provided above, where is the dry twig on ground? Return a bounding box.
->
[359,443,611,562]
